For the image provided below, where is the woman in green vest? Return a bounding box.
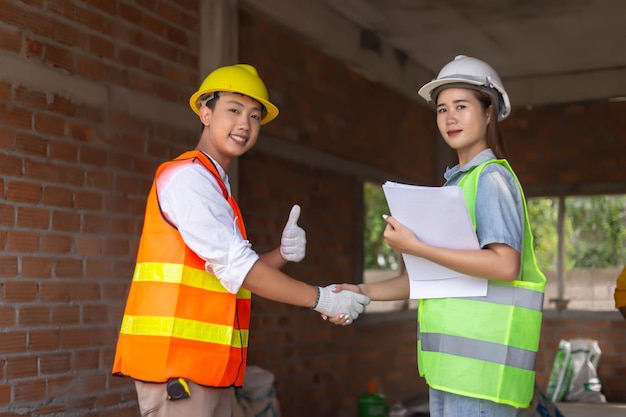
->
[332,55,546,416]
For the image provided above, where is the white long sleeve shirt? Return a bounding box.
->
[156,155,259,294]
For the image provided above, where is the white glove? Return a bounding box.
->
[312,284,371,320]
[280,205,306,262]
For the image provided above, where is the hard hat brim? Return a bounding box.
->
[417,77,511,121]
[189,88,279,125]
[418,77,487,103]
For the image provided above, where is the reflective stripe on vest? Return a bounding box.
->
[120,316,249,347]
[113,150,251,388]
[421,333,536,371]
[417,159,546,408]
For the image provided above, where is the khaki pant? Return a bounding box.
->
[135,380,233,417]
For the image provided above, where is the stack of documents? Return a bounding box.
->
[382,181,487,299]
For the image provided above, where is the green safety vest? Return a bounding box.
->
[417,159,546,408]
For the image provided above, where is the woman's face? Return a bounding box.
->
[436,87,491,160]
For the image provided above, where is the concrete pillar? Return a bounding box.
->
[198,0,240,196]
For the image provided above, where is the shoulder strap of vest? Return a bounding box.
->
[456,159,507,229]
[456,159,545,284]
[172,150,229,199]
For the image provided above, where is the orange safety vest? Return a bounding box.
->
[112,150,251,387]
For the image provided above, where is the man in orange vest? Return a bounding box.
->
[112,64,370,417]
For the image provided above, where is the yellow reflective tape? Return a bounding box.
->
[132,262,251,298]
[120,315,249,348]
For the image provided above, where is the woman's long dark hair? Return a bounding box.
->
[472,89,508,159]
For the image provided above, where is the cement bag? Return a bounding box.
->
[546,340,573,402]
[233,366,281,417]
[565,339,606,403]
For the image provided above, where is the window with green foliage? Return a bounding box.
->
[363,181,398,271]
[527,195,626,269]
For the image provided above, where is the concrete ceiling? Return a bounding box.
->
[242,0,626,109]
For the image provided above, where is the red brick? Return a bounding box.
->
[15,131,48,156]
[42,186,74,208]
[0,331,27,354]
[54,258,83,279]
[40,352,71,374]
[0,126,15,150]
[50,304,80,325]
[34,112,65,136]
[78,372,107,394]
[0,256,18,277]
[0,26,21,53]
[0,103,32,129]
[14,87,47,110]
[7,231,40,253]
[46,375,76,397]
[0,306,16,327]
[2,280,37,303]
[85,259,113,279]
[24,36,44,59]
[49,139,79,162]
[26,11,55,38]
[75,236,102,256]
[73,349,99,370]
[76,6,105,33]
[75,53,105,79]
[48,94,77,116]
[18,305,50,326]
[118,2,142,25]
[6,355,37,379]
[142,13,166,36]
[0,2,27,26]
[13,379,46,402]
[102,238,129,258]
[38,281,69,302]
[55,20,84,47]
[72,190,101,211]
[0,384,10,407]
[24,158,56,181]
[41,234,72,254]
[69,282,99,301]
[82,214,109,234]
[21,256,53,278]
[67,121,94,142]
[49,0,78,20]
[79,146,107,166]
[17,206,49,229]
[118,47,141,68]
[83,304,107,324]
[56,165,84,186]
[51,210,80,232]
[29,329,61,351]
[0,206,11,228]
[6,181,41,203]
[60,328,90,349]
[88,33,114,59]
[44,42,74,72]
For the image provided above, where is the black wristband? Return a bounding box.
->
[311,286,320,309]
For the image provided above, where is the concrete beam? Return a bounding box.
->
[0,53,196,133]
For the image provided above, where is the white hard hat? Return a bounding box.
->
[418,55,511,121]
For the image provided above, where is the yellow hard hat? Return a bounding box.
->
[189,64,279,125]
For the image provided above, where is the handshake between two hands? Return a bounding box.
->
[312,284,370,325]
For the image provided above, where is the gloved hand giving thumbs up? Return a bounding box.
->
[280,205,306,262]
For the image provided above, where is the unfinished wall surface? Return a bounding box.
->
[1,1,625,417]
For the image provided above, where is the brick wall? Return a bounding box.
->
[1,2,625,417]
[1,0,199,415]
